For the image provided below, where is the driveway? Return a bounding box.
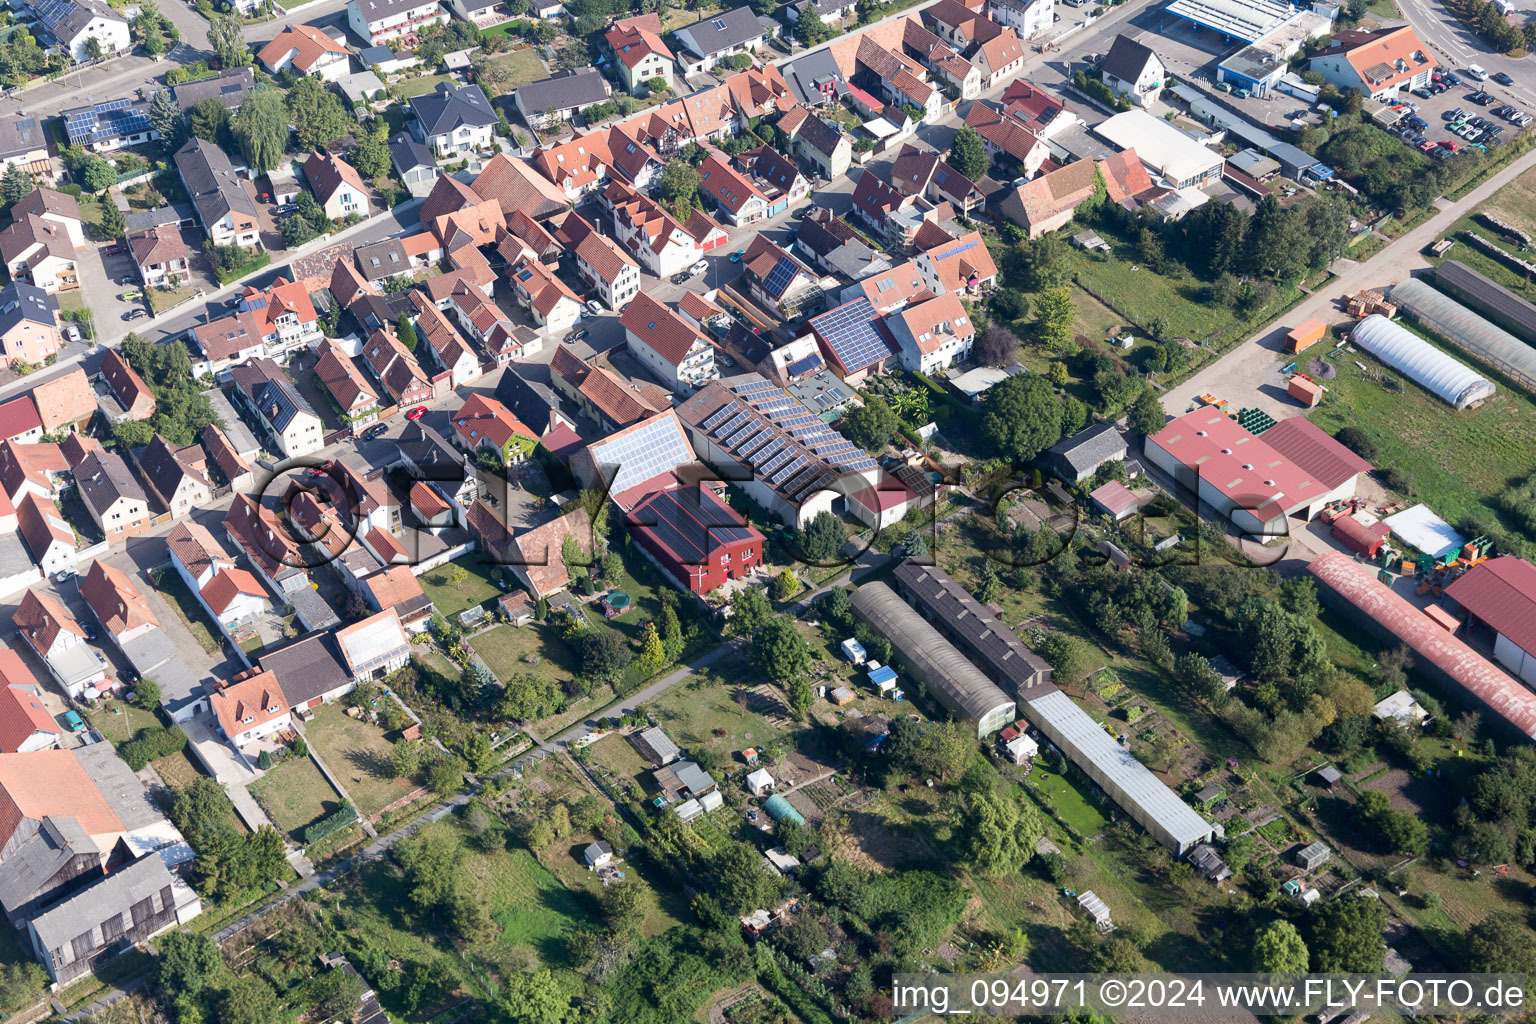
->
[79,244,150,344]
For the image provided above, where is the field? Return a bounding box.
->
[418,558,504,617]
[395,74,456,99]
[1060,228,1238,342]
[151,749,206,790]
[250,755,346,840]
[1307,329,1536,525]
[648,666,789,764]
[481,48,548,92]
[87,698,161,744]
[301,703,419,818]
[471,621,581,689]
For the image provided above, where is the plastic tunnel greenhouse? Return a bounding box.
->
[1349,312,1497,410]
[1389,278,1536,395]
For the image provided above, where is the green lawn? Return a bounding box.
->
[250,755,346,840]
[87,699,161,745]
[1061,232,1238,342]
[483,47,548,92]
[302,703,420,818]
[150,749,206,789]
[397,73,455,99]
[419,559,504,617]
[648,665,788,764]
[146,286,194,315]
[1308,325,1536,527]
[1024,761,1112,838]
[471,621,581,689]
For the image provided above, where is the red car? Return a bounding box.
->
[1441,140,1460,150]
[103,243,127,256]
[406,406,427,420]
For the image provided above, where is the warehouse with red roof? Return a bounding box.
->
[1444,556,1536,686]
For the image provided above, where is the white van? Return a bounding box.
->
[1468,63,1489,81]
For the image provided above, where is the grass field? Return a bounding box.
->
[483,47,548,92]
[471,621,582,689]
[250,756,345,840]
[1060,227,1236,342]
[585,732,653,784]
[419,559,504,617]
[87,699,161,744]
[151,749,205,789]
[396,73,455,99]
[660,4,721,32]
[1308,328,1536,526]
[302,703,419,818]
[648,666,787,764]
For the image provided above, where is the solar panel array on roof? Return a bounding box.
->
[590,413,697,495]
[64,97,149,146]
[731,379,775,396]
[811,299,889,375]
[763,256,800,297]
[785,353,823,378]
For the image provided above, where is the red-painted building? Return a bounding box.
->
[626,486,765,594]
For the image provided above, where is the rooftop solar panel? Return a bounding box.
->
[811,299,889,374]
[790,471,835,502]
[701,401,740,431]
[785,353,824,378]
[715,410,751,437]
[739,431,776,459]
[732,379,775,396]
[768,456,808,486]
[723,423,757,448]
[759,447,795,476]
[591,414,697,495]
[762,256,800,297]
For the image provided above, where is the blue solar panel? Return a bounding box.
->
[759,448,795,476]
[811,299,889,374]
[701,401,740,431]
[732,379,775,396]
[740,432,775,459]
[785,353,823,378]
[591,414,696,495]
[762,256,799,297]
[768,456,808,486]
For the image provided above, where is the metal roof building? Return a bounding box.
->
[1390,277,1536,394]
[1164,0,1295,42]
[1309,550,1536,740]
[1349,313,1496,409]
[1025,689,1218,854]
[891,560,1055,698]
[1444,556,1536,687]
[1433,260,1536,349]
[851,582,1016,738]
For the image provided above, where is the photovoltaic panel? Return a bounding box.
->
[790,471,835,502]
[591,415,697,495]
[732,379,775,396]
[715,410,751,437]
[783,464,824,496]
[785,353,823,378]
[762,256,799,297]
[759,448,795,476]
[723,423,757,448]
[768,456,808,486]
[739,431,776,459]
[811,299,889,375]
[701,401,740,431]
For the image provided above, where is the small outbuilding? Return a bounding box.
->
[1188,843,1232,881]
[1004,733,1038,764]
[1077,890,1114,931]
[1313,765,1342,790]
[746,767,775,796]
[763,793,805,826]
[841,637,866,664]
[1296,840,1332,870]
[829,685,856,706]
[583,841,613,868]
[1089,479,1141,522]
[1288,375,1323,408]
[1373,689,1429,725]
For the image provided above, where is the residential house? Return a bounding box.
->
[362,327,434,408]
[508,257,582,335]
[407,291,482,388]
[625,486,763,594]
[603,180,708,277]
[35,0,130,63]
[698,149,770,226]
[0,283,62,369]
[30,369,94,434]
[0,115,48,179]
[13,589,109,698]
[175,138,260,249]
[513,68,612,130]
[189,311,266,380]
[921,0,1027,84]
[734,145,810,213]
[335,609,412,680]
[999,158,1099,237]
[914,230,998,297]
[507,507,593,598]
[199,568,268,637]
[315,339,380,430]
[1101,34,1166,108]
[848,168,939,249]
[787,0,855,27]
[548,345,670,431]
[988,0,1054,38]
[743,236,824,319]
[451,393,535,462]
[227,358,325,459]
[166,520,235,591]
[137,434,212,519]
[672,6,769,75]
[605,15,676,94]
[302,150,369,220]
[0,215,78,295]
[780,48,849,107]
[100,351,155,422]
[58,97,152,153]
[795,213,893,287]
[0,398,41,444]
[16,493,76,579]
[999,80,1080,139]
[1309,25,1435,101]
[345,0,448,45]
[408,82,497,155]
[211,670,291,748]
[201,423,252,493]
[11,190,83,249]
[570,221,641,311]
[885,291,974,373]
[127,224,190,290]
[75,449,150,545]
[240,277,323,356]
[0,664,59,753]
[888,145,983,215]
[785,113,851,181]
[170,68,254,114]
[389,134,439,194]
[855,38,944,122]
[0,440,67,509]
[973,28,1025,87]
[807,297,894,382]
[257,24,352,80]
[471,152,570,221]
[622,292,718,391]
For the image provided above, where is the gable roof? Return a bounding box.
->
[14,588,83,657]
[1101,34,1159,83]
[1047,421,1126,475]
[1010,159,1099,226]
[1098,147,1157,204]
[29,368,95,434]
[210,671,288,738]
[315,340,378,412]
[127,223,187,274]
[257,23,349,73]
[176,136,258,232]
[515,68,611,119]
[674,5,763,57]
[605,19,674,69]
[302,150,368,206]
[166,520,231,583]
[1315,24,1435,89]
[76,449,146,517]
[452,393,535,451]
[621,292,707,367]
[0,397,39,442]
[335,608,409,676]
[408,82,498,137]
[698,149,765,214]
[137,434,208,505]
[511,507,592,596]
[100,350,155,420]
[15,492,71,561]
[12,188,79,225]
[202,567,266,616]
[81,559,157,635]
[575,226,638,284]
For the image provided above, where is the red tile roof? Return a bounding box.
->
[302,150,368,207]
[202,567,265,616]
[257,23,348,74]
[14,588,83,657]
[621,292,708,367]
[211,670,288,739]
[452,392,536,451]
[0,671,57,752]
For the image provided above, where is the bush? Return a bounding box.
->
[303,801,358,845]
[1334,426,1378,461]
[120,725,188,771]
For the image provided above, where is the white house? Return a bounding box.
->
[13,589,110,699]
[256,24,352,80]
[886,292,974,374]
[35,0,130,62]
[573,228,641,311]
[210,671,292,748]
[345,0,448,45]
[987,0,1053,38]
[0,676,60,753]
[175,138,261,249]
[671,6,767,75]
[408,83,498,156]
[621,293,718,392]
[1100,35,1166,109]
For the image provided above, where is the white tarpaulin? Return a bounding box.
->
[1384,503,1466,559]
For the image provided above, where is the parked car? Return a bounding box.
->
[671,273,689,284]
[1493,72,1515,86]
[360,424,388,441]
[688,260,708,275]
[122,309,147,321]
[1444,71,1462,85]
[729,249,746,262]
[62,711,85,733]
[52,569,75,583]
[406,406,427,420]
[584,299,603,316]
[103,243,126,256]
[62,323,80,343]
[570,328,589,342]
[1412,87,1433,99]
[1418,139,1438,152]
[1468,64,1489,80]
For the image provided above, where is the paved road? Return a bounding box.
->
[1162,144,1536,417]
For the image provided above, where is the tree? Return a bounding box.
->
[751,617,811,684]
[426,752,466,795]
[1355,790,1428,854]
[287,77,349,152]
[982,374,1062,464]
[148,89,182,147]
[218,978,281,1024]
[638,620,666,672]
[233,88,288,173]
[1040,633,1094,688]
[1013,232,1068,291]
[962,788,1043,876]
[352,123,391,179]
[786,677,814,718]
[81,158,115,193]
[1334,426,1378,461]
[134,678,162,708]
[798,510,844,563]
[503,969,572,1024]
[153,930,221,997]
[948,125,988,180]
[84,36,103,60]
[659,603,684,661]
[397,313,419,352]
[187,97,232,146]
[992,287,1030,322]
[839,395,899,452]
[1174,652,1227,705]
[208,15,248,70]
[1306,895,1386,972]
[975,325,1019,368]
[0,164,31,207]
[1234,597,1327,681]
[729,586,771,636]
[1128,388,1165,437]
[659,160,700,205]
[1463,912,1536,975]
[795,3,831,44]
[912,721,974,782]
[1251,920,1309,973]
[1246,194,1309,282]
[713,842,781,913]
[1031,287,1076,350]
[577,627,631,685]
[392,741,420,779]
[1181,201,1247,277]
[771,569,799,601]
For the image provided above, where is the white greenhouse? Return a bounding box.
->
[1349,313,1496,410]
[1390,276,1536,394]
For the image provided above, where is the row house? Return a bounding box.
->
[568,218,642,311]
[137,434,212,520]
[856,38,945,122]
[776,108,851,181]
[742,236,825,320]
[621,292,718,392]
[604,180,714,278]
[238,277,323,357]
[449,288,531,366]
[408,291,482,389]
[549,344,671,432]
[508,257,582,335]
[362,327,435,408]
[227,358,325,459]
[315,338,380,431]
[889,145,984,216]
[698,148,770,226]
[962,101,1051,175]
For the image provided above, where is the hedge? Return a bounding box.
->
[121,725,187,772]
[303,801,358,845]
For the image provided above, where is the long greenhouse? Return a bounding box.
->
[1388,279,1536,395]
[1349,312,1497,410]
[1433,260,1536,348]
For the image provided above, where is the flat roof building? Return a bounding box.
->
[1094,110,1224,189]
